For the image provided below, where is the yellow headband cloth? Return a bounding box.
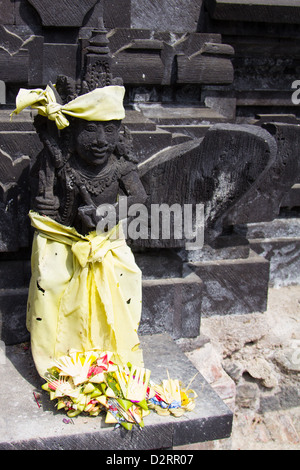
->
[11,85,126,130]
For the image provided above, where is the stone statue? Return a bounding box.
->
[12,76,147,376]
[11,73,279,377]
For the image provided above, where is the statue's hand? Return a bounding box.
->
[77,204,97,231]
[34,195,60,218]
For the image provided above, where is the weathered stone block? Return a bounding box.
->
[236,218,300,287]
[141,275,202,340]
[0,288,29,344]
[226,123,300,225]
[111,39,165,85]
[0,131,42,158]
[281,184,300,208]
[0,146,33,252]
[182,233,250,262]
[108,28,234,87]
[103,0,131,29]
[0,0,14,24]
[0,124,43,252]
[107,28,152,55]
[43,44,78,85]
[177,52,234,85]
[131,0,203,33]
[27,0,98,27]
[123,109,156,131]
[188,250,270,317]
[27,36,44,86]
[236,217,300,240]
[136,251,203,339]
[0,110,35,132]
[0,49,28,83]
[251,238,300,288]
[205,0,300,24]
[0,261,30,289]
[137,123,277,248]
[0,27,43,85]
[159,125,210,139]
[0,190,21,253]
[14,0,41,26]
[136,104,227,125]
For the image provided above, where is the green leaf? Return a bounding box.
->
[90,389,102,398]
[137,399,148,411]
[106,373,123,398]
[117,398,133,411]
[47,367,60,379]
[120,421,133,431]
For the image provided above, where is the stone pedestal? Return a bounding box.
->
[0,333,233,450]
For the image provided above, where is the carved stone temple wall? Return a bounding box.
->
[1,0,300,345]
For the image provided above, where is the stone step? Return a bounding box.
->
[0,288,29,344]
[235,217,300,240]
[136,104,227,125]
[188,250,270,317]
[0,269,203,345]
[234,218,300,287]
[281,184,300,209]
[0,333,233,450]
[206,0,300,24]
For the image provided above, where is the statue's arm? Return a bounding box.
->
[31,116,64,219]
[76,168,148,234]
[120,168,148,207]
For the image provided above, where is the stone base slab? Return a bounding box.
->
[0,333,233,450]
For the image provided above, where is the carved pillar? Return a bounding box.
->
[81,17,114,92]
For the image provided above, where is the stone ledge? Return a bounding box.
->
[0,333,232,450]
[0,288,29,345]
[205,0,300,24]
[188,250,270,316]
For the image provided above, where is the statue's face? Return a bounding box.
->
[74,120,121,167]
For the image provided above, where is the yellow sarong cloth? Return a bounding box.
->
[27,212,143,376]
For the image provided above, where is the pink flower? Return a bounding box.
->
[87,365,106,378]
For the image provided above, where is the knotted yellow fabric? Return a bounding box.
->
[27,211,143,377]
[11,85,126,130]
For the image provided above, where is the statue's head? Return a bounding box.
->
[73,119,121,168]
[12,79,137,170]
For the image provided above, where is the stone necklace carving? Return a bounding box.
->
[63,154,124,196]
